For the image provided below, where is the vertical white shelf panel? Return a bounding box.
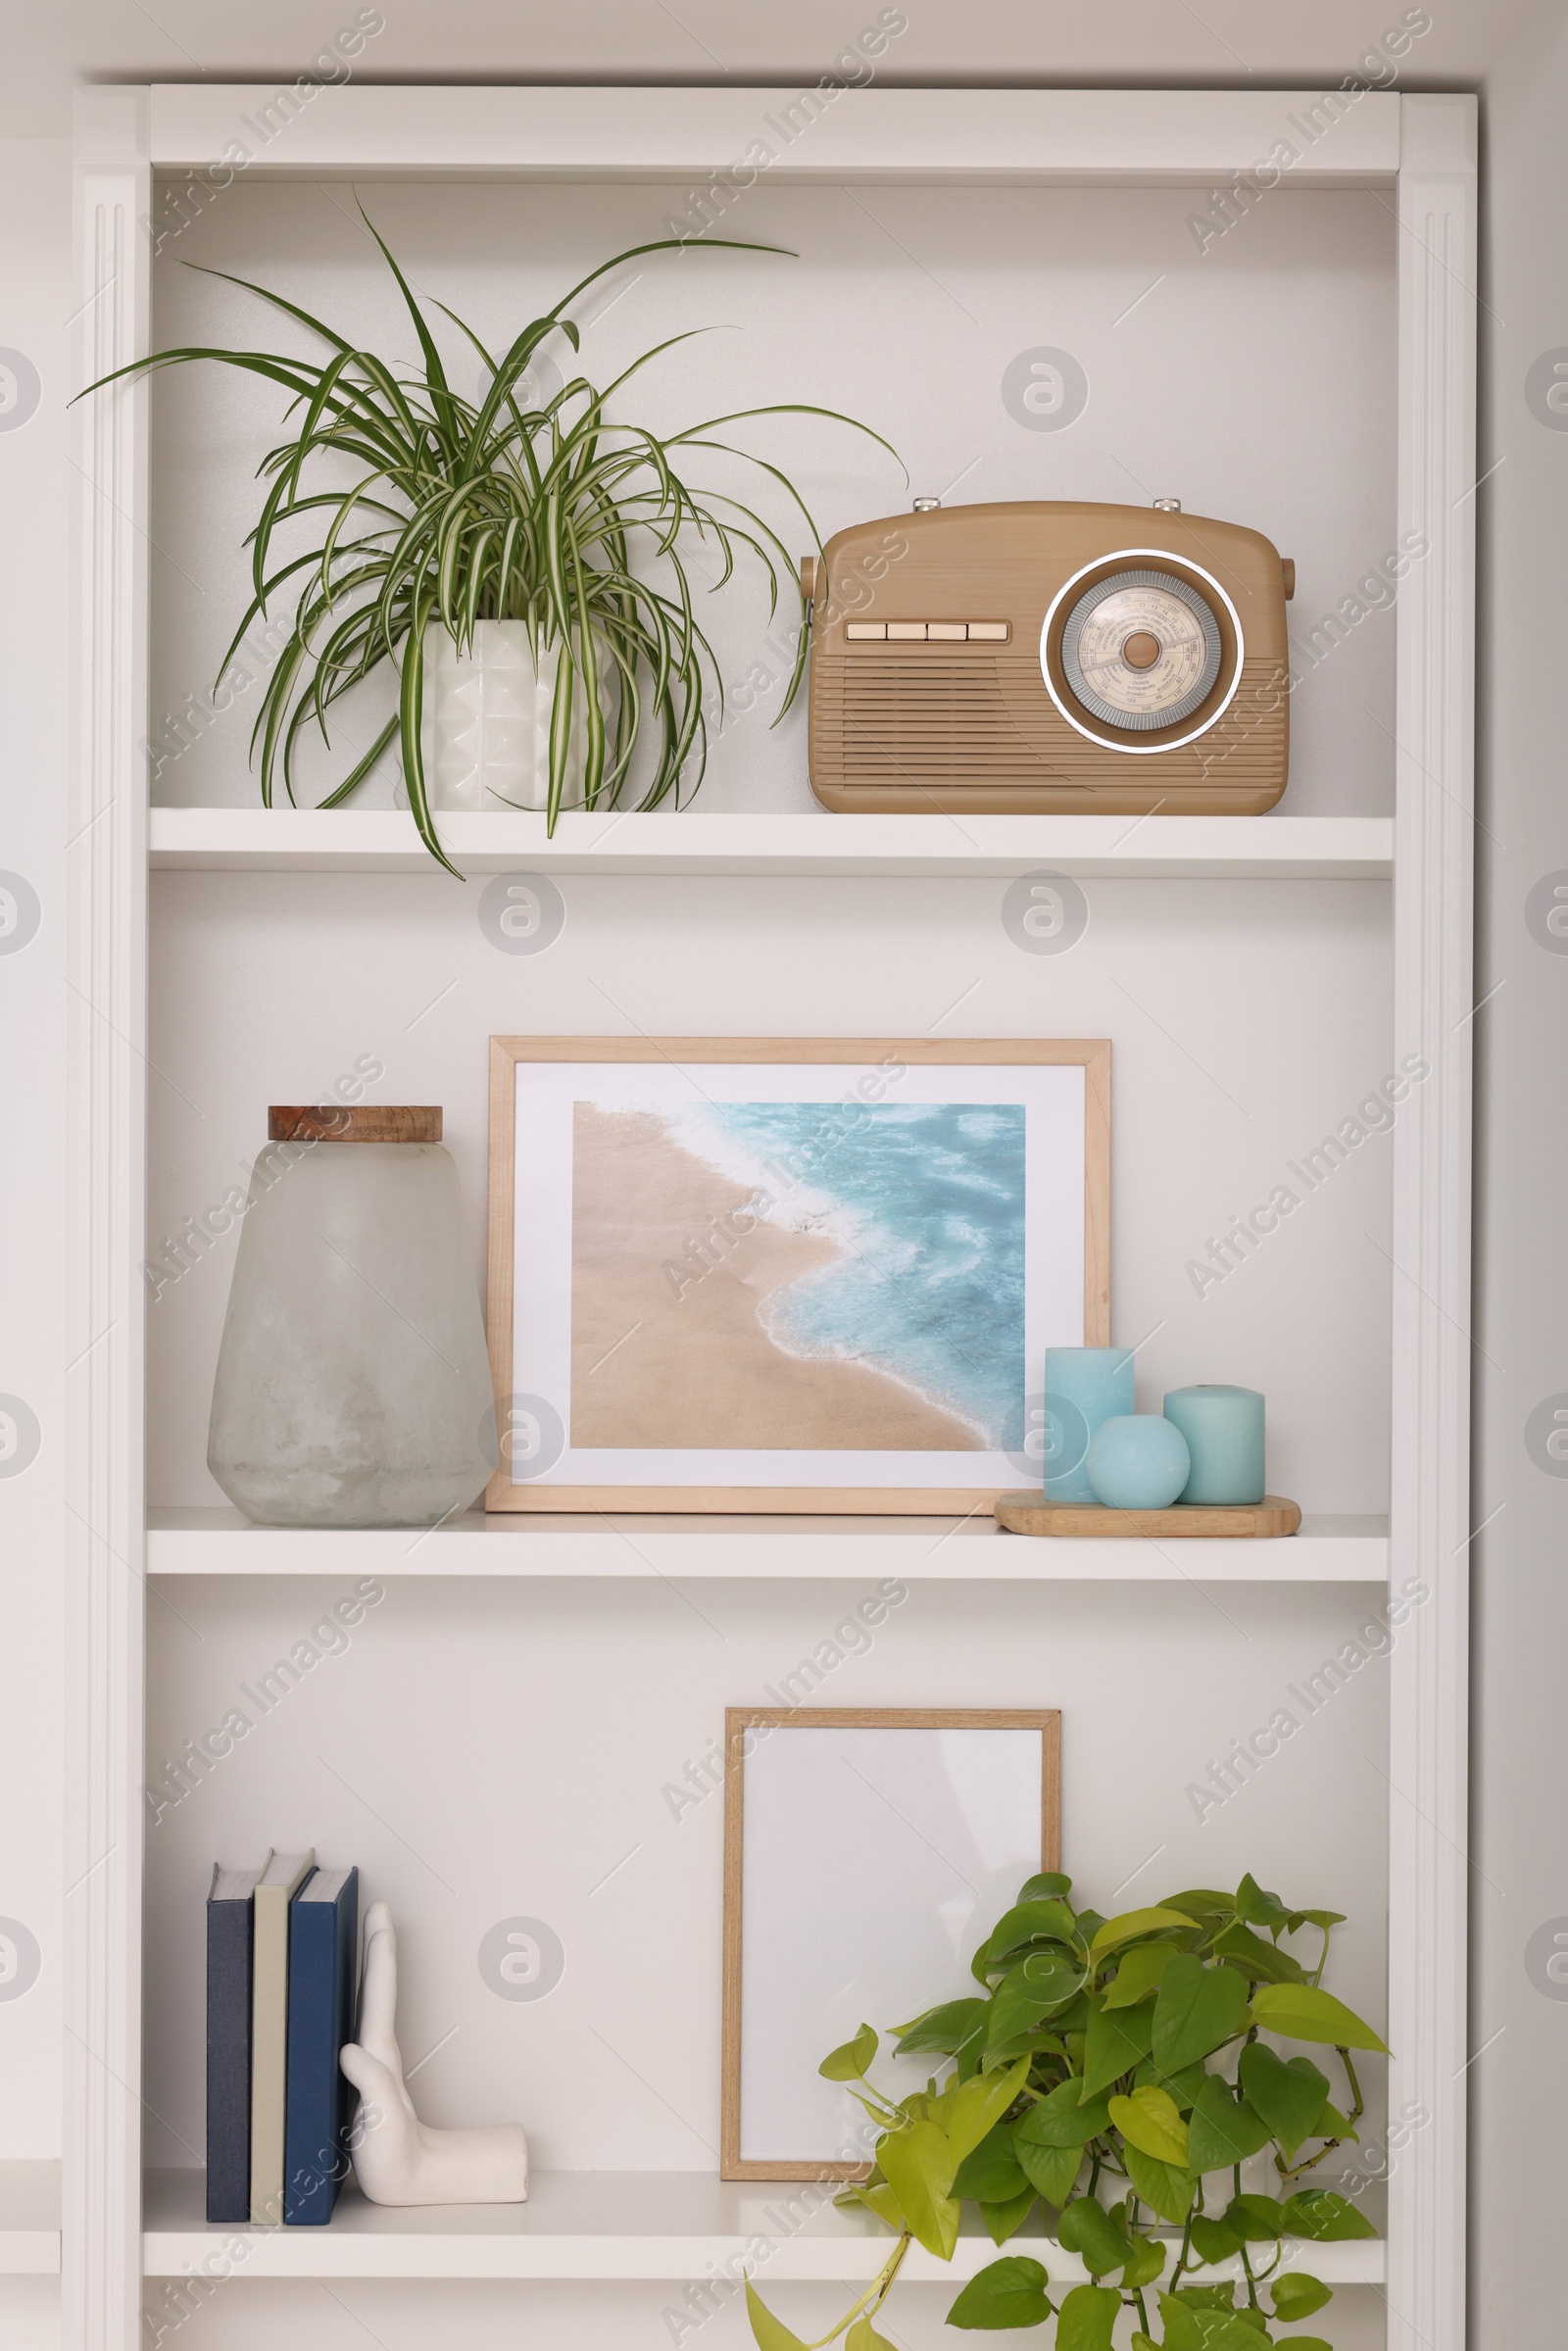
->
[71,82,1473,2351]
[1386,94,1477,2351]
[69,87,151,2351]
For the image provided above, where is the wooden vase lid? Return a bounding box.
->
[268,1105,443,1143]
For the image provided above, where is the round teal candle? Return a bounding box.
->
[1163,1385,1266,1505]
[1086,1414,1191,1509]
[1043,1347,1135,1500]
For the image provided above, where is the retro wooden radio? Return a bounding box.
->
[803,500,1295,815]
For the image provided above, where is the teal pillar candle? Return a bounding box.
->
[1163,1385,1266,1505]
[1043,1347,1135,1500]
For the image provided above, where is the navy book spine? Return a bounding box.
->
[205,1877,254,2224]
[282,1868,360,2225]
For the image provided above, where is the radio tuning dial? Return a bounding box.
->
[1056,565,1225,733]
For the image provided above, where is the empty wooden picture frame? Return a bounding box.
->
[485,1036,1110,1512]
[720,1707,1062,2180]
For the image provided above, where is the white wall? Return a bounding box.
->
[1473,3,1568,2341]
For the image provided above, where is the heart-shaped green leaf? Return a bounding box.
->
[894,1998,987,2062]
[1157,2293,1273,2350]
[1152,1952,1251,2073]
[840,2180,904,2231]
[1224,2193,1284,2241]
[1122,2142,1195,2224]
[1189,2213,1244,2266]
[878,2120,958,2258]
[1090,1907,1200,1962]
[819,2022,879,2082]
[1234,1872,1293,1929]
[1211,1921,1306,1984]
[1271,2270,1333,2320]
[1013,2135,1082,2208]
[1102,1942,1178,2009]
[1188,2073,1275,2173]
[1250,1983,1390,2052]
[1108,2084,1189,2166]
[1016,1871,1074,1902]
[1238,2044,1331,2156]
[845,2316,898,2351]
[1135,2058,1209,2111]
[949,2056,1031,2168]
[1158,1887,1236,1923]
[981,2184,1038,2244]
[1016,2078,1114,2150]
[1280,2188,1378,2240]
[986,1900,1081,1963]
[1055,2195,1132,2278]
[1121,2231,1168,2290]
[745,2278,808,2350]
[946,2254,1053,2330]
[987,1954,1087,2052]
[1054,2282,1121,2351]
[952,2123,1028,2204]
[1081,1995,1155,2098]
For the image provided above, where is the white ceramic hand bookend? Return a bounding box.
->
[339,1901,529,2205]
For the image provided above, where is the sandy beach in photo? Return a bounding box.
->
[568,1104,983,1451]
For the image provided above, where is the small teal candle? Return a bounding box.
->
[1043,1347,1135,1500]
[1163,1385,1266,1505]
[1087,1415,1191,1510]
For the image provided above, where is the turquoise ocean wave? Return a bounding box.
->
[659,1100,1026,1449]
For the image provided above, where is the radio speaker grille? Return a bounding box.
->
[810,650,1286,798]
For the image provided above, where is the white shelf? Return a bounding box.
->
[0,2163,61,2276]
[142,2168,1386,2284]
[145,84,1402,186]
[146,808,1395,881]
[146,1508,1389,1583]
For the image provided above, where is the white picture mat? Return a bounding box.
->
[737,1727,1044,2164]
[510,1059,1087,1490]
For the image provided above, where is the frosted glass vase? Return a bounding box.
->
[208,1107,495,1528]
[421,619,618,813]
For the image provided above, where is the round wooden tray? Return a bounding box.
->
[994,1492,1302,1539]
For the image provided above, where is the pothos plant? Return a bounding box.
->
[747,1872,1386,2351]
[84,215,893,871]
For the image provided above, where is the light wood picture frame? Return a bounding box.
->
[485,1037,1110,1513]
[720,1707,1062,2180]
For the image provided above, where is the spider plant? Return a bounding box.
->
[83,214,895,872]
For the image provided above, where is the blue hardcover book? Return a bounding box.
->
[282,1865,360,2225]
[206,1860,267,2223]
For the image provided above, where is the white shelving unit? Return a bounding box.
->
[0,2165,62,2278]
[147,1507,1390,1583]
[69,81,1474,2351]
[146,808,1396,880]
[141,2168,1386,2284]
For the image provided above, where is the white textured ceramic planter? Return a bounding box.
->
[421,619,617,812]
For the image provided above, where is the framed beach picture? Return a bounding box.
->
[719,1707,1061,2180]
[485,1037,1110,1513]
